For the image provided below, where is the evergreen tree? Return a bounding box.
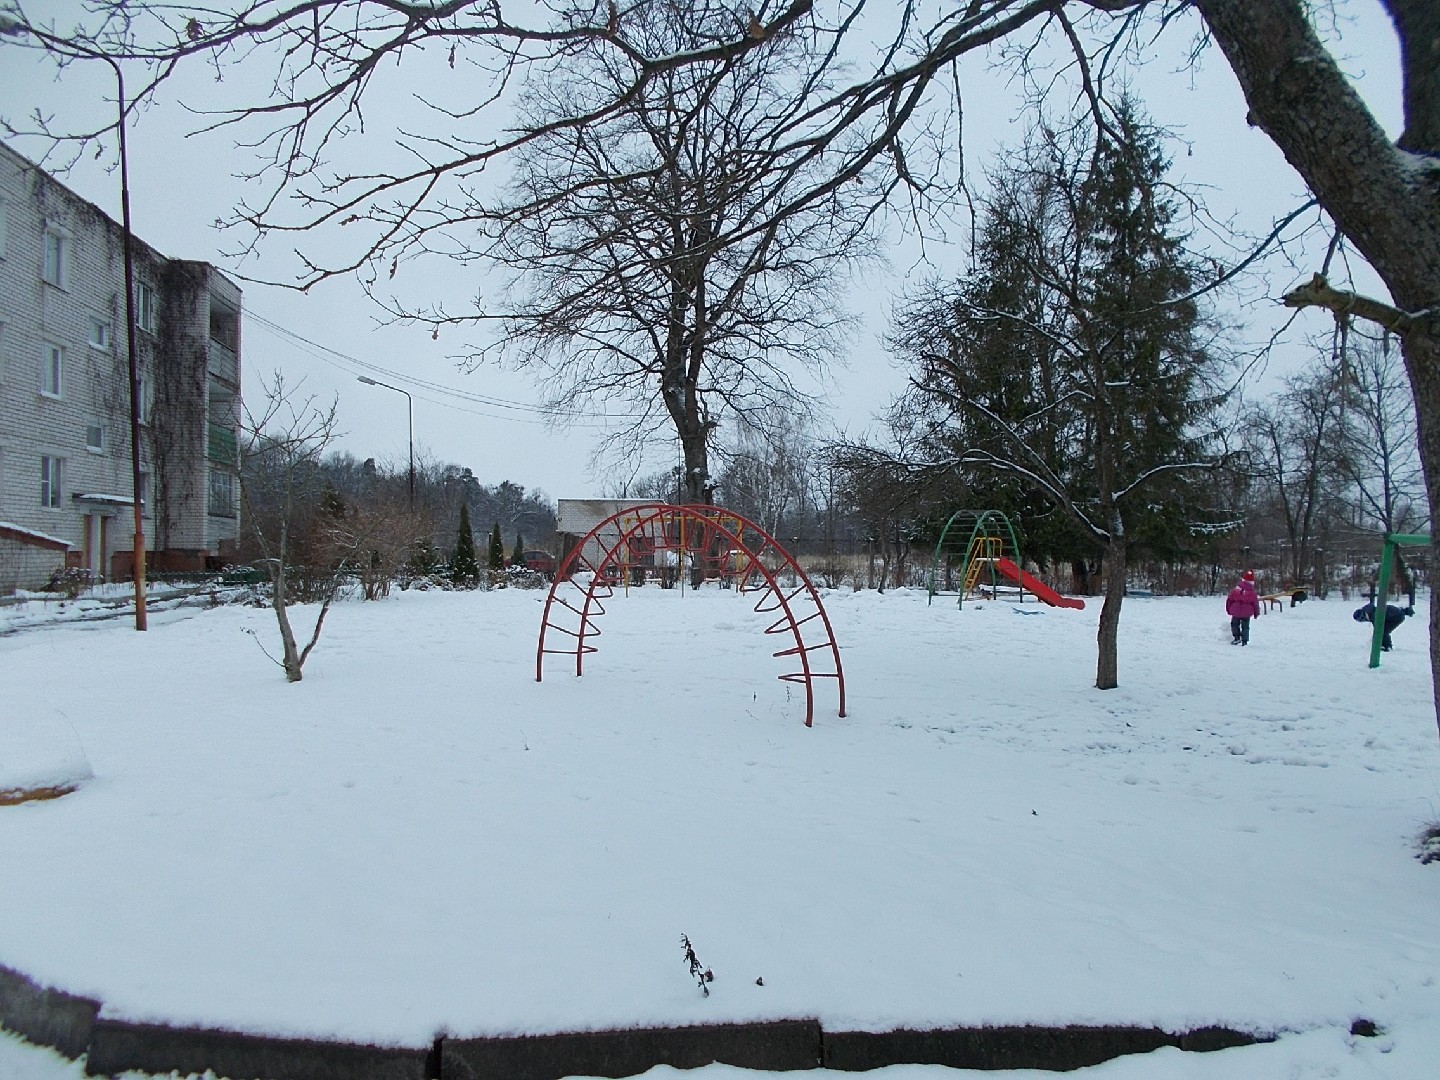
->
[512,533,525,567]
[451,503,480,586]
[488,522,505,571]
[893,101,1226,688]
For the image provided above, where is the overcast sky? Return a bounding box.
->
[0,1,1402,502]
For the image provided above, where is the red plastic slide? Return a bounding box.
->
[993,557,1086,610]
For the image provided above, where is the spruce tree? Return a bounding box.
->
[488,522,505,571]
[451,503,480,586]
[512,533,525,567]
[894,100,1223,689]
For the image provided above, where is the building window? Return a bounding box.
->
[42,225,70,288]
[0,195,8,257]
[89,319,111,350]
[138,371,153,424]
[208,469,237,517]
[40,343,63,399]
[0,321,7,383]
[136,282,158,334]
[86,424,106,453]
[41,455,64,508]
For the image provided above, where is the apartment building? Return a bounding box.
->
[0,141,241,592]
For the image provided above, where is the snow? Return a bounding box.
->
[2,583,1439,1079]
[0,521,70,549]
[0,710,92,796]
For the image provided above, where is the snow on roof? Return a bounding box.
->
[0,521,70,550]
[556,498,656,535]
[72,493,135,506]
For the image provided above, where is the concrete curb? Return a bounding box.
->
[445,1019,821,1079]
[0,961,101,1060]
[0,960,1281,1079]
[85,1019,430,1080]
[822,1024,1181,1071]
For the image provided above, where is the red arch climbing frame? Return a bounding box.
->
[536,504,846,726]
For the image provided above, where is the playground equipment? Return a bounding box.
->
[536,504,845,726]
[925,510,1084,610]
[1367,532,1429,668]
[927,510,1022,607]
[992,557,1086,610]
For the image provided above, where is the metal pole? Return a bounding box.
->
[357,375,414,511]
[110,56,147,631]
[406,392,414,513]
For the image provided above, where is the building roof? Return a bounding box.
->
[0,522,70,551]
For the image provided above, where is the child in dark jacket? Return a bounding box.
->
[1226,571,1261,645]
[1353,602,1413,651]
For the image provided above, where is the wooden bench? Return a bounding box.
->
[1258,593,1287,612]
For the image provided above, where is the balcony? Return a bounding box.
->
[208,338,239,384]
[208,423,239,467]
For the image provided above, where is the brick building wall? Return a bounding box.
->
[0,142,241,590]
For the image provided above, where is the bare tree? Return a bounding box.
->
[454,1,869,502]
[241,374,347,682]
[714,410,817,537]
[1243,364,1346,585]
[1337,330,1429,536]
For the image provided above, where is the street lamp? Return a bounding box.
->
[1,18,148,630]
[357,375,415,511]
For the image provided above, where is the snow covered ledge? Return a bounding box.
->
[0,967,1284,1080]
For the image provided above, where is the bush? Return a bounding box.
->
[43,567,93,599]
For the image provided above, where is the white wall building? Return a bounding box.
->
[0,141,241,592]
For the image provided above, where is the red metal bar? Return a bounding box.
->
[536,504,845,724]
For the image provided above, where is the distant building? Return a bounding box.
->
[0,141,241,592]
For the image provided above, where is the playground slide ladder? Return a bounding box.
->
[961,537,1004,595]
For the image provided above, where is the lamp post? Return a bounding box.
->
[1,19,147,630]
[357,376,414,511]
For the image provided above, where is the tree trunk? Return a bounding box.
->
[1197,0,1440,738]
[1095,540,1126,690]
[1404,332,1440,724]
[270,559,303,683]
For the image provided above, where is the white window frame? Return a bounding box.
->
[208,468,236,517]
[42,224,70,288]
[0,321,7,384]
[85,423,106,454]
[0,195,9,258]
[40,342,63,399]
[89,319,111,350]
[40,455,64,509]
[137,371,153,425]
[136,282,158,334]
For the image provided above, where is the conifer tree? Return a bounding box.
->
[893,101,1224,689]
[488,522,505,571]
[451,503,479,586]
[512,533,525,567]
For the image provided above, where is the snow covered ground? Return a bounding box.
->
[2,582,1438,1078]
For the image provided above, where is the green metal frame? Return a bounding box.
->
[1368,532,1429,668]
[926,510,1022,608]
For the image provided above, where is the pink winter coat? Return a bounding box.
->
[1225,580,1261,619]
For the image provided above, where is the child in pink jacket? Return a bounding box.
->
[1226,570,1261,645]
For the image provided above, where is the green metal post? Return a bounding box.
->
[1368,539,1394,668]
[1369,533,1430,668]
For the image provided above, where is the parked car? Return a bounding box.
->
[522,549,557,575]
